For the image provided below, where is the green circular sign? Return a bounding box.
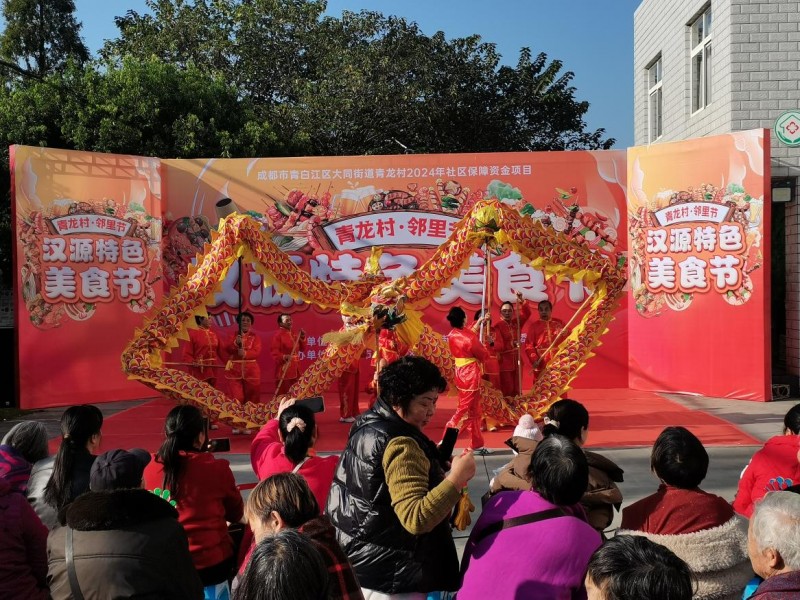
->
[774,110,800,147]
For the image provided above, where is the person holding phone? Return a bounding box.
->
[143,405,243,595]
[250,398,337,510]
[445,306,491,454]
[328,356,476,598]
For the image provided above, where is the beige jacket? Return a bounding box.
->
[489,436,624,533]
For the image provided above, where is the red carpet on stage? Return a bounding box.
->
[84,388,760,457]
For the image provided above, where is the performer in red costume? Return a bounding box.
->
[370,326,410,396]
[225,312,262,433]
[337,314,362,423]
[473,308,504,432]
[496,291,532,397]
[270,313,306,396]
[445,306,490,452]
[184,316,221,387]
[525,300,570,379]
[472,309,503,390]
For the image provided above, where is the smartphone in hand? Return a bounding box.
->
[295,396,325,413]
[205,438,231,452]
[438,427,459,464]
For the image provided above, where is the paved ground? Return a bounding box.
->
[3,393,797,557]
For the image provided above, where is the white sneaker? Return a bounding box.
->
[339,417,356,423]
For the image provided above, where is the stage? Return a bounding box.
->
[80,388,760,457]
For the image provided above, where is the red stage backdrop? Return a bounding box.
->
[14,133,771,409]
[13,147,628,408]
[627,130,771,400]
[12,146,164,408]
[160,151,629,397]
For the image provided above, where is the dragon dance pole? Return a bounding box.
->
[479,246,489,345]
[515,293,523,396]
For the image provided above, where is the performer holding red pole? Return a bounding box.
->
[472,309,502,390]
[270,313,306,397]
[185,315,222,388]
[445,306,490,453]
[225,311,262,433]
[525,300,571,380]
[185,314,224,430]
[496,291,531,397]
[337,314,362,423]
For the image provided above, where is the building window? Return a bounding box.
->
[690,6,712,113]
[648,57,663,142]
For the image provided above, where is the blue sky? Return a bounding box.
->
[71,0,640,147]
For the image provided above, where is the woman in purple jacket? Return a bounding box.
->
[459,435,602,600]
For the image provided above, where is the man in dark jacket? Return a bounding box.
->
[47,449,203,600]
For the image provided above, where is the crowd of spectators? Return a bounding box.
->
[1,359,799,599]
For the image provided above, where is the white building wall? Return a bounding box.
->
[634,0,800,383]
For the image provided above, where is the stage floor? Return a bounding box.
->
[89,388,760,456]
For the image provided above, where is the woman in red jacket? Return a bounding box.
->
[733,403,800,518]
[250,398,337,510]
[143,405,244,590]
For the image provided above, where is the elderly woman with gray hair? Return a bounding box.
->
[0,421,49,493]
[747,491,800,599]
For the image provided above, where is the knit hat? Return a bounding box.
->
[90,449,151,491]
[513,414,543,442]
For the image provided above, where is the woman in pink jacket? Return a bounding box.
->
[733,403,800,518]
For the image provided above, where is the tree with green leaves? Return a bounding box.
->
[59,57,281,158]
[0,0,617,286]
[0,0,89,79]
[102,2,613,155]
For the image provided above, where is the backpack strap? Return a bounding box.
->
[291,457,310,474]
[472,507,569,546]
[65,526,86,600]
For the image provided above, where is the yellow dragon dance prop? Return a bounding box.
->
[122,199,627,431]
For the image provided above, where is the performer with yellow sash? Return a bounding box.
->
[445,306,490,452]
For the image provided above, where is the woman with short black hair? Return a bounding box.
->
[236,529,329,600]
[327,356,476,599]
[585,535,694,600]
[619,426,751,599]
